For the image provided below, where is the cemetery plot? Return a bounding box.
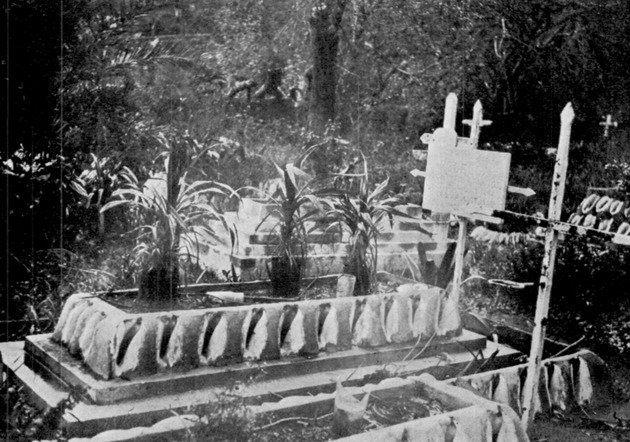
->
[25,280,475,404]
[4,93,627,441]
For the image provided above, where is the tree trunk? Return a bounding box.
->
[308,0,346,134]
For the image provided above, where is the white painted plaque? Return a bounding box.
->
[423,145,511,215]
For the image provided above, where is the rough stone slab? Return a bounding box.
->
[26,330,487,405]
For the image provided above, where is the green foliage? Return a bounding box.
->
[184,390,255,442]
[1,375,81,441]
[102,133,238,300]
[245,154,323,298]
[606,160,630,197]
[465,234,630,357]
[321,154,409,295]
[464,235,543,315]
[335,0,630,143]
[551,237,630,356]
[0,146,76,338]
[6,0,630,344]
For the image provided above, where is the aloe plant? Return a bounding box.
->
[102,134,237,302]
[242,148,324,298]
[321,154,423,295]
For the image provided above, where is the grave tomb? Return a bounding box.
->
[26,280,467,403]
[197,198,454,282]
[1,95,525,439]
[4,94,620,440]
[1,275,529,437]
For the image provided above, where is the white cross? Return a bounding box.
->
[462,100,492,149]
[600,114,618,138]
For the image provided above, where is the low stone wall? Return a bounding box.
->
[52,283,461,380]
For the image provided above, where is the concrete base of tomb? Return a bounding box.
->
[2,333,522,438]
[24,330,487,405]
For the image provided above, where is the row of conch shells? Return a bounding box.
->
[455,355,593,419]
[52,283,462,380]
[568,193,630,235]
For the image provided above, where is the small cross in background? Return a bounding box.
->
[462,101,492,149]
[600,114,618,138]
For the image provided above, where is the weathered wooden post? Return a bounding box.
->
[421,95,511,337]
[443,93,458,130]
[521,103,575,429]
[451,100,490,308]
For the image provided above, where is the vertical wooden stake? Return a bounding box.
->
[443,93,458,130]
[451,98,483,309]
[521,103,575,430]
[442,93,463,302]
[451,216,468,306]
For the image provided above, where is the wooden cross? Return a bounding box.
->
[419,97,628,431]
[420,97,493,150]
[519,103,574,429]
[462,100,493,149]
[600,114,618,138]
[415,94,533,338]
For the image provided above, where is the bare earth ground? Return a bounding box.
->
[528,393,630,442]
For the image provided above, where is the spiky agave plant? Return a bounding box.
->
[242,148,324,298]
[322,154,422,295]
[102,134,237,302]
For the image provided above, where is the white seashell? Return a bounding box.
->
[317,307,337,351]
[242,309,268,360]
[199,313,229,364]
[279,308,306,356]
[576,357,593,406]
[351,302,374,347]
[493,374,510,407]
[496,415,518,442]
[78,310,106,357]
[549,364,568,411]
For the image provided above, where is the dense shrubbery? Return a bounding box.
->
[464,234,630,358]
[4,0,630,350]
[464,133,630,357]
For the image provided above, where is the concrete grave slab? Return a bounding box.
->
[4,337,522,438]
